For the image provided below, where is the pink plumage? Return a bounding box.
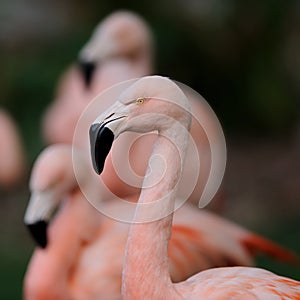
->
[0,109,26,186]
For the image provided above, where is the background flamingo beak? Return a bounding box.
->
[24,189,61,249]
[26,221,48,248]
[78,60,96,87]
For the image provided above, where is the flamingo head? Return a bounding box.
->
[24,145,78,248]
[78,10,154,87]
[89,75,191,175]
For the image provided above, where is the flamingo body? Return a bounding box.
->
[175,267,300,299]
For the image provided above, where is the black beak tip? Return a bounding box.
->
[26,221,48,248]
[78,60,96,87]
[89,123,114,175]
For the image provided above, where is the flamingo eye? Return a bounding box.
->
[136,98,145,105]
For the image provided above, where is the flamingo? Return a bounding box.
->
[23,144,124,299]
[90,75,300,299]
[0,109,26,187]
[24,144,296,299]
[42,10,154,145]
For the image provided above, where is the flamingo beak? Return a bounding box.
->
[24,190,59,248]
[89,103,127,175]
[26,221,48,249]
[89,123,114,175]
[78,60,96,87]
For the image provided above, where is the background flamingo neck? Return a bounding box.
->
[141,48,153,73]
[122,123,189,299]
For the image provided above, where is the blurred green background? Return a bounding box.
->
[1,0,299,298]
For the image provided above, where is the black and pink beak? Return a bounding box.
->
[89,103,127,175]
[26,221,48,248]
[24,190,60,248]
[89,123,114,175]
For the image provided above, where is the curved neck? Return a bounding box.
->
[122,121,189,300]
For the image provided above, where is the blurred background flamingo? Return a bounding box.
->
[24,143,297,299]
[0,2,299,299]
[0,109,26,187]
[42,10,154,145]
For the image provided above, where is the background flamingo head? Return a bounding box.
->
[78,10,154,86]
[24,145,78,248]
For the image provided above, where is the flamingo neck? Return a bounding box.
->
[126,47,153,77]
[122,121,189,300]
